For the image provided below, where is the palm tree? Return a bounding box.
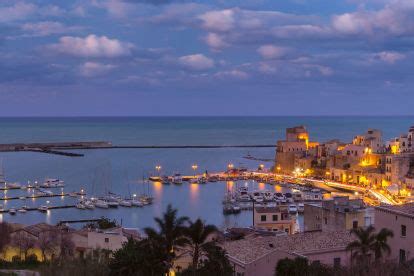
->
[372,228,394,261]
[183,219,217,273]
[346,226,376,265]
[144,204,189,271]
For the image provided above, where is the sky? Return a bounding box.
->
[0,0,413,116]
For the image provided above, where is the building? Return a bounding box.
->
[1,223,140,262]
[71,227,140,258]
[5,223,66,261]
[225,230,353,276]
[304,196,374,232]
[275,124,414,194]
[253,206,295,234]
[375,203,414,263]
[275,126,319,174]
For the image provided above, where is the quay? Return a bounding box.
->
[148,170,397,205]
[0,141,112,156]
[57,218,100,226]
[0,205,75,213]
[0,192,85,201]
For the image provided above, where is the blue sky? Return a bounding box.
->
[0,0,413,116]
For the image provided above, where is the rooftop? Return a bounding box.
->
[254,206,286,214]
[224,230,353,264]
[376,203,414,217]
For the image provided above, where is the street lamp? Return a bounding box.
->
[259,164,264,170]
[192,164,198,177]
[155,165,162,176]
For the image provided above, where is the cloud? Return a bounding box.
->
[303,64,334,76]
[204,33,229,50]
[373,51,405,64]
[48,34,134,58]
[257,45,289,59]
[21,21,80,37]
[0,2,36,22]
[215,69,249,79]
[79,62,116,77]
[178,54,214,70]
[199,9,235,32]
[331,1,414,36]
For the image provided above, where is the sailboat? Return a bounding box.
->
[0,160,6,186]
[139,174,154,205]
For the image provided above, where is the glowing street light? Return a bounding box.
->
[191,164,198,177]
[155,165,162,176]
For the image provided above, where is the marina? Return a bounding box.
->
[0,116,413,230]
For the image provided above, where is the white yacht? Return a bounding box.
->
[38,206,48,212]
[238,194,251,202]
[288,204,298,213]
[263,191,273,201]
[0,204,4,212]
[107,200,119,208]
[94,200,109,209]
[43,178,65,188]
[83,201,95,209]
[7,182,21,189]
[76,203,86,210]
[9,208,16,215]
[120,200,132,207]
[172,174,183,184]
[297,203,305,213]
[18,206,28,213]
[131,199,144,207]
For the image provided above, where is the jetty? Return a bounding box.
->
[0,141,112,157]
[0,141,281,157]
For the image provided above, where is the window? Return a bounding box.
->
[261,215,266,222]
[401,225,406,237]
[272,214,278,221]
[333,257,341,268]
[353,221,358,229]
[105,238,109,243]
[324,217,328,224]
[400,249,406,263]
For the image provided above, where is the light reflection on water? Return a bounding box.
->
[3,116,408,229]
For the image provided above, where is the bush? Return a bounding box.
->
[25,254,38,265]
[11,256,20,263]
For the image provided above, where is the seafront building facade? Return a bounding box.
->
[275,125,414,194]
[253,206,295,234]
[304,196,374,232]
[375,203,414,263]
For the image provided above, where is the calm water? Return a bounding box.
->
[0,116,413,230]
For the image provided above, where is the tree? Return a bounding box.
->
[0,222,11,254]
[59,232,75,261]
[178,244,233,276]
[275,257,332,276]
[38,229,59,261]
[109,238,168,276]
[144,204,189,271]
[372,228,394,261]
[84,217,118,230]
[12,231,36,260]
[183,218,217,273]
[276,257,309,276]
[346,226,376,265]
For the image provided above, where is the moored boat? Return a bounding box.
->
[38,206,48,212]
[94,200,109,209]
[288,204,298,213]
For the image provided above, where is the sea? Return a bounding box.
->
[0,116,413,231]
